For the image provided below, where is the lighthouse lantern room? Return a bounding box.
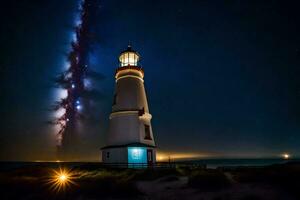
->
[101,45,156,166]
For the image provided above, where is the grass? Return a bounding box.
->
[0,162,300,199]
[0,166,142,199]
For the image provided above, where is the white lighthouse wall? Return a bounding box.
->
[103,67,156,164]
[101,147,127,163]
[108,113,140,145]
[106,69,155,147]
[108,112,155,147]
[113,75,149,113]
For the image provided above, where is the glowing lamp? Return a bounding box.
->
[47,168,76,192]
[59,174,67,182]
[283,153,290,159]
[119,45,140,67]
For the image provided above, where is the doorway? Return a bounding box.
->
[147,149,153,165]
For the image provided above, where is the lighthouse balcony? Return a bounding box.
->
[115,65,144,78]
[109,108,151,119]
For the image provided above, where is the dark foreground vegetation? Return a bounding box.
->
[0,162,299,200]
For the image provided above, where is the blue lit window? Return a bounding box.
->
[128,147,147,164]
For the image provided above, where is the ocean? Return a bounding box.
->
[181,158,300,169]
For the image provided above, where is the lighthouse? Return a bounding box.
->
[101,45,156,166]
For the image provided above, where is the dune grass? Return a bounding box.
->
[1,162,300,199]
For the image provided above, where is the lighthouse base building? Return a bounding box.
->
[101,143,156,166]
[101,46,156,166]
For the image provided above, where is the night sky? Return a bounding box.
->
[1,0,300,161]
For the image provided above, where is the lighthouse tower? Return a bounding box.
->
[101,45,156,166]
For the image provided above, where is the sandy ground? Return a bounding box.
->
[136,174,295,200]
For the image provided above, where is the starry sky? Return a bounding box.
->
[1,0,300,161]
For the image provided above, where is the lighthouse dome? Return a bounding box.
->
[119,45,140,67]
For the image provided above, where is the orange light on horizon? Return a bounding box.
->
[282,153,290,159]
[156,152,206,161]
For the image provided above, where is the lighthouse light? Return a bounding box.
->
[119,52,139,66]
